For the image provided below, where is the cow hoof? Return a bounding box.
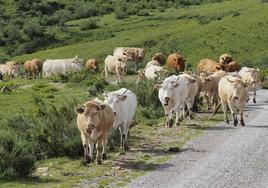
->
[253,98,256,103]
[189,115,193,120]
[168,119,174,128]
[225,119,230,124]
[102,153,107,160]
[241,121,245,126]
[175,121,180,126]
[233,119,238,126]
[96,160,102,165]
[85,156,92,163]
[123,144,129,151]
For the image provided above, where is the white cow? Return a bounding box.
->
[239,67,261,103]
[43,56,83,77]
[104,55,130,83]
[155,75,188,127]
[180,73,199,119]
[144,64,167,81]
[104,88,137,150]
[218,75,248,126]
[0,64,19,78]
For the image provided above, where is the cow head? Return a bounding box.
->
[226,77,247,101]
[154,69,168,81]
[137,49,145,59]
[88,59,99,71]
[103,90,128,128]
[219,53,232,65]
[10,64,19,77]
[118,58,128,74]
[75,102,106,131]
[245,68,260,86]
[155,77,180,106]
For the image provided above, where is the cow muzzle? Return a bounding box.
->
[87,123,96,129]
[233,96,239,101]
[114,112,117,116]
[164,97,170,106]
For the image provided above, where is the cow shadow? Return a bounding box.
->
[246,125,268,129]
[186,124,235,131]
[1,176,60,186]
[114,160,174,171]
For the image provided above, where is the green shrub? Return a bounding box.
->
[0,131,36,180]
[137,10,150,16]
[80,19,99,30]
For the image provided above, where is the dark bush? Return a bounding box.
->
[0,131,36,180]
[23,20,44,38]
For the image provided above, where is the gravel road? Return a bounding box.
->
[127,89,268,188]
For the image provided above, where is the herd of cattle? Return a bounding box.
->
[0,47,261,164]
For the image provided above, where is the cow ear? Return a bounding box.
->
[190,78,196,83]
[119,95,127,101]
[75,106,85,114]
[154,84,162,90]
[100,104,106,110]
[205,77,211,82]
[256,68,260,72]
[102,92,108,98]
[173,83,179,88]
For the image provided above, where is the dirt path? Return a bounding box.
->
[127,89,268,188]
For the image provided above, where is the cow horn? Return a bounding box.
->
[226,77,234,83]
[121,89,128,96]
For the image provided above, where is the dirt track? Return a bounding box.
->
[127,89,268,188]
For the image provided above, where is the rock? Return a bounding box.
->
[36,167,49,173]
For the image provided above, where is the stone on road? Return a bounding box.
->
[127,89,268,188]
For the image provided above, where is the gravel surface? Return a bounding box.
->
[127,89,268,188]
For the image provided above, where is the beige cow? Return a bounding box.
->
[239,67,261,103]
[219,53,233,65]
[75,99,114,164]
[218,75,248,126]
[0,63,19,78]
[197,59,221,74]
[199,72,219,111]
[181,73,199,119]
[104,55,130,83]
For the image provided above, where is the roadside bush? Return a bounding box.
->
[0,130,36,180]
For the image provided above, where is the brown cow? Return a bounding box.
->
[75,99,114,164]
[24,59,43,78]
[197,59,221,74]
[86,59,99,72]
[167,53,186,73]
[30,59,43,78]
[24,61,32,77]
[152,53,165,66]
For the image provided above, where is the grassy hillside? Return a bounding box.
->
[11,0,268,69]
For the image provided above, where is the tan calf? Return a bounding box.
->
[75,99,114,164]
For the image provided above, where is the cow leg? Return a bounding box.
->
[104,64,109,82]
[96,139,103,165]
[167,111,174,128]
[228,102,238,126]
[175,109,180,126]
[221,101,229,124]
[123,122,131,150]
[253,89,256,103]
[101,135,108,160]
[186,100,193,119]
[81,133,91,163]
[119,125,124,148]
[205,95,211,110]
[240,112,245,126]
